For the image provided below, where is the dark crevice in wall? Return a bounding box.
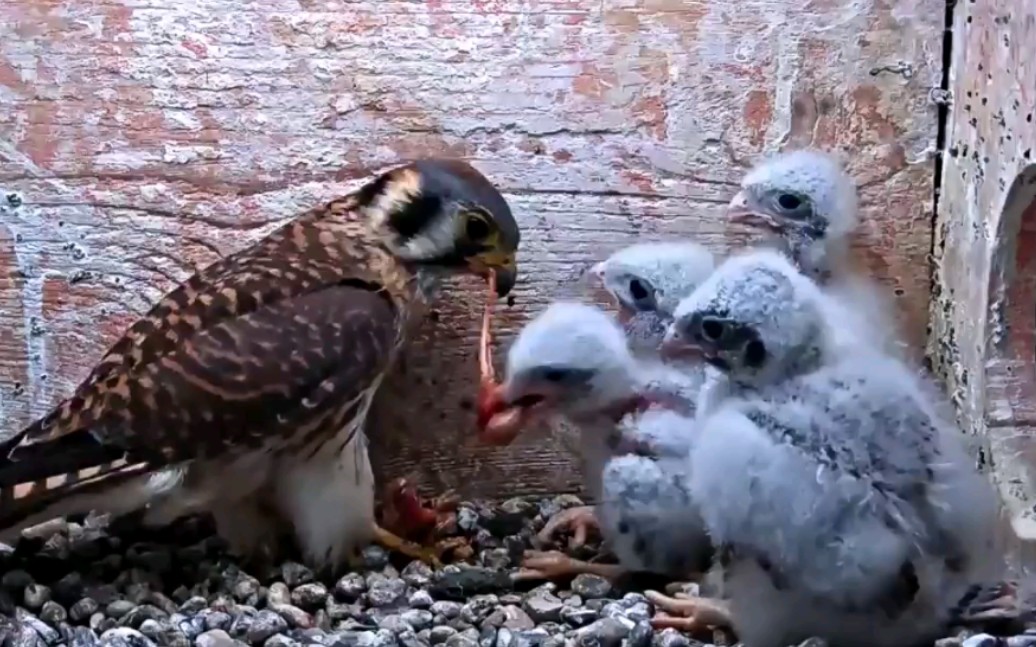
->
[925,0,957,377]
[932,0,956,230]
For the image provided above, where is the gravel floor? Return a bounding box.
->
[0,495,1031,647]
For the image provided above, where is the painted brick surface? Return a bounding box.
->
[1,0,942,498]
[932,0,1036,538]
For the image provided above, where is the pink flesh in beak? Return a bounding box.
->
[479,395,550,446]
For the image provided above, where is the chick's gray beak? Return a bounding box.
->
[727,190,780,232]
[580,261,606,289]
[660,323,704,361]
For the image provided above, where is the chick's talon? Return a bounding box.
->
[513,549,627,582]
[535,505,599,549]
[646,589,733,633]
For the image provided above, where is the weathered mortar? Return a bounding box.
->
[932,0,1036,539]
[1,0,942,498]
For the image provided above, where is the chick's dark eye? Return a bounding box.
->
[628,278,651,302]
[743,340,767,368]
[543,368,568,382]
[465,214,491,241]
[777,194,802,210]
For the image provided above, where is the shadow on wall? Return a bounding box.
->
[985,164,1036,546]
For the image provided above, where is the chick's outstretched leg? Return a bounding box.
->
[513,549,627,582]
[646,590,733,633]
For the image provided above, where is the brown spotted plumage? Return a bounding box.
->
[0,158,520,571]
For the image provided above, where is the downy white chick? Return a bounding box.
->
[488,301,710,582]
[588,240,717,356]
[531,241,716,548]
[727,148,905,359]
[659,248,1004,647]
[597,407,714,582]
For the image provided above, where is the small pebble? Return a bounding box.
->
[291,582,328,610]
[558,606,597,628]
[336,574,367,601]
[570,575,612,600]
[576,618,629,647]
[99,627,158,647]
[245,610,289,643]
[445,633,479,647]
[40,599,68,625]
[24,583,53,609]
[367,577,408,607]
[431,601,464,620]
[652,628,692,647]
[627,621,654,647]
[196,629,240,647]
[461,594,500,625]
[2,568,34,589]
[401,609,434,631]
[280,563,314,588]
[431,626,458,645]
[54,573,86,603]
[402,562,435,588]
[963,636,1001,647]
[106,600,136,619]
[377,614,411,634]
[522,591,564,624]
[362,545,391,570]
[483,606,534,631]
[408,590,434,609]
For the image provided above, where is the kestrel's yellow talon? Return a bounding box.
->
[432,489,461,511]
[372,524,443,568]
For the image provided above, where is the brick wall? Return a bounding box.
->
[0,0,943,498]
[932,0,1036,540]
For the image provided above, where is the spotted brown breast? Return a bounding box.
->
[0,196,416,529]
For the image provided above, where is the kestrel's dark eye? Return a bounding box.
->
[629,278,650,302]
[465,213,491,241]
[777,194,802,210]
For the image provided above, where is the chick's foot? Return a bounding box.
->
[646,589,734,634]
[513,549,627,582]
[535,505,600,549]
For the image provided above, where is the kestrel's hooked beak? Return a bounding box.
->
[469,249,517,297]
[727,190,781,232]
[660,323,705,362]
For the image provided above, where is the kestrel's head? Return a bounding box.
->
[357,158,521,296]
[586,241,717,354]
[727,149,858,282]
[663,248,833,388]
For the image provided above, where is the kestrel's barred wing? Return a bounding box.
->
[0,198,409,528]
[9,199,380,450]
